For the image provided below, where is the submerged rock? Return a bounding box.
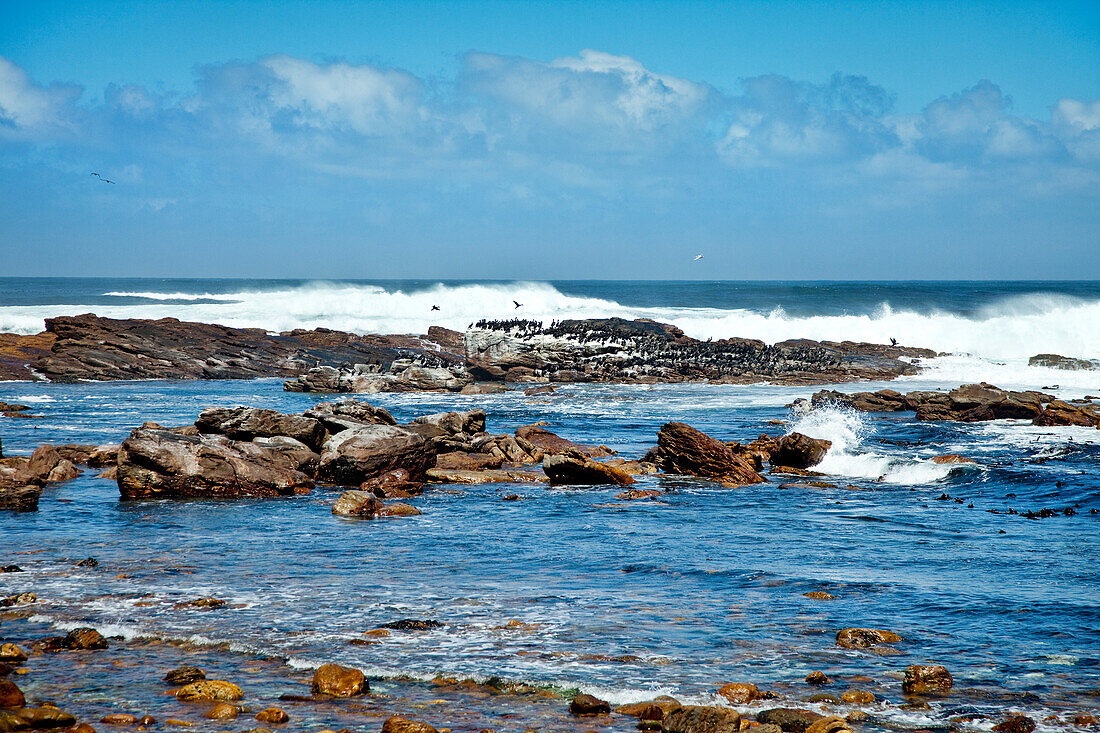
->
[0,680,25,709]
[175,680,244,702]
[901,664,953,695]
[662,705,741,733]
[569,693,611,716]
[755,708,824,733]
[64,627,108,650]
[382,716,438,733]
[717,682,763,704]
[164,666,206,685]
[835,628,901,649]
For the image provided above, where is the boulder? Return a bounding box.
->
[175,680,243,702]
[717,683,762,704]
[1028,353,1099,370]
[543,449,635,486]
[835,628,901,649]
[424,468,546,484]
[255,708,289,724]
[569,693,611,716]
[661,705,741,733]
[164,666,206,685]
[804,717,853,733]
[311,663,368,696]
[901,664,953,695]
[8,707,77,729]
[101,713,139,725]
[204,703,239,720]
[332,491,383,518]
[0,486,40,512]
[805,671,829,685]
[195,407,326,450]
[655,423,766,486]
[317,425,435,485]
[770,433,831,469]
[0,646,27,664]
[0,680,24,709]
[117,428,315,499]
[306,399,396,427]
[1033,400,1100,427]
[434,452,503,471]
[410,410,486,436]
[64,627,108,650]
[360,469,423,498]
[515,426,612,457]
[755,709,824,733]
[992,716,1036,733]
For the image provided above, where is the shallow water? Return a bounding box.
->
[2,377,1098,730]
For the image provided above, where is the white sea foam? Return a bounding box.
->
[788,405,960,484]
[2,282,1098,389]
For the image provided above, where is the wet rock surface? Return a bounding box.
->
[311,663,368,696]
[655,422,766,486]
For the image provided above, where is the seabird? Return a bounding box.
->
[513,300,522,309]
[431,305,440,311]
[890,338,898,347]
[693,254,704,261]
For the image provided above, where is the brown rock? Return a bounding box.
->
[992,717,1036,733]
[655,423,766,485]
[360,468,423,498]
[332,491,383,518]
[661,705,741,733]
[65,627,108,650]
[569,693,611,716]
[840,690,875,703]
[255,708,289,724]
[175,680,243,702]
[0,486,41,512]
[543,449,635,486]
[716,683,762,704]
[769,433,831,469]
[1033,400,1100,427]
[164,666,205,685]
[0,645,27,663]
[204,703,239,720]
[195,407,326,450]
[433,452,503,471]
[381,716,438,733]
[805,671,829,685]
[137,716,155,726]
[803,592,836,600]
[930,455,976,464]
[311,663,368,697]
[0,680,24,709]
[424,468,546,484]
[755,709,824,733]
[804,717,852,733]
[901,665,953,695]
[615,489,663,500]
[835,628,901,649]
[11,707,77,728]
[379,502,421,517]
[174,597,226,609]
[100,714,138,725]
[515,426,612,457]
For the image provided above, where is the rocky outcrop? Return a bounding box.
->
[195,407,326,450]
[769,433,831,469]
[543,449,635,486]
[0,443,85,511]
[20,314,463,383]
[311,663,368,696]
[662,706,741,733]
[654,423,766,486]
[284,363,471,394]
[317,425,436,485]
[515,425,612,457]
[465,318,931,385]
[810,383,1099,427]
[901,664,953,695]
[116,428,316,499]
[1028,353,1099,370]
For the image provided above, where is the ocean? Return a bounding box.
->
[0,278,1098,730]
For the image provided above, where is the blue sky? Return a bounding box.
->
[1,0,1098,278]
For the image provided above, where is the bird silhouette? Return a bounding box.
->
[90,172,114,184]
[431,305,440,311]
[513,300,522,309]
[890,338,898,347]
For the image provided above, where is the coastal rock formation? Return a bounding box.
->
[543,449,635,486]
[662,705,741,733]
[195,407,326,450]
[515,425,612,457]
[654,423,766,486]
[810,383,1100,427]
[116,428,316,499]
[1028,353,1099,370]
[317,425,436,485]
[769,433,832,469]
[901,664,953,695]
[0,443,86,511]
[465,318,930,385]
[284,363,471,394]
[21,314,464,383]
[311,663,368,696]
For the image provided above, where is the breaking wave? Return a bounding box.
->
[0,281,1098,387]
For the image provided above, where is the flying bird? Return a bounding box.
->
[890,338,898,347]
[513,300,522,309]
[693,254,704,261]
[90,172,115,184]
[431,305,440,311]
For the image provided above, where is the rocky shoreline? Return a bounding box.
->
[0,314,932,387]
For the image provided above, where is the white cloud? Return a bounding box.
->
[0,56,81,138]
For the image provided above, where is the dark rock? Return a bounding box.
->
[0,487,40,513]
[569,693,611,716]
[255,708,289,724]
[805,671,829,685]
[311,663,368,696]
[360,469,423,498]
[769,433,831,469]
[174,597,226,609]
[332,491,383,518]
[543,449,635,486]
[75,557,99,568]
[661,705,741,733]
[901,664,953,695]
[1028,353,1099,370]
[285,363,471,393]
[992,716,1036,733]
[116,428,314,499]
[379,619,442,631]
[8,706,77,729]
[755,708,824,733]
[1033,400,1100,427]
[164,666,206,685]
[0,567,20,573]
[514,426,612,457]
[0,681,24,709]
[64,627,108,650]
[655,422,766,486]
[835,628,901,649]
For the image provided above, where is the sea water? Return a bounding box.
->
[0,279,1098,729]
